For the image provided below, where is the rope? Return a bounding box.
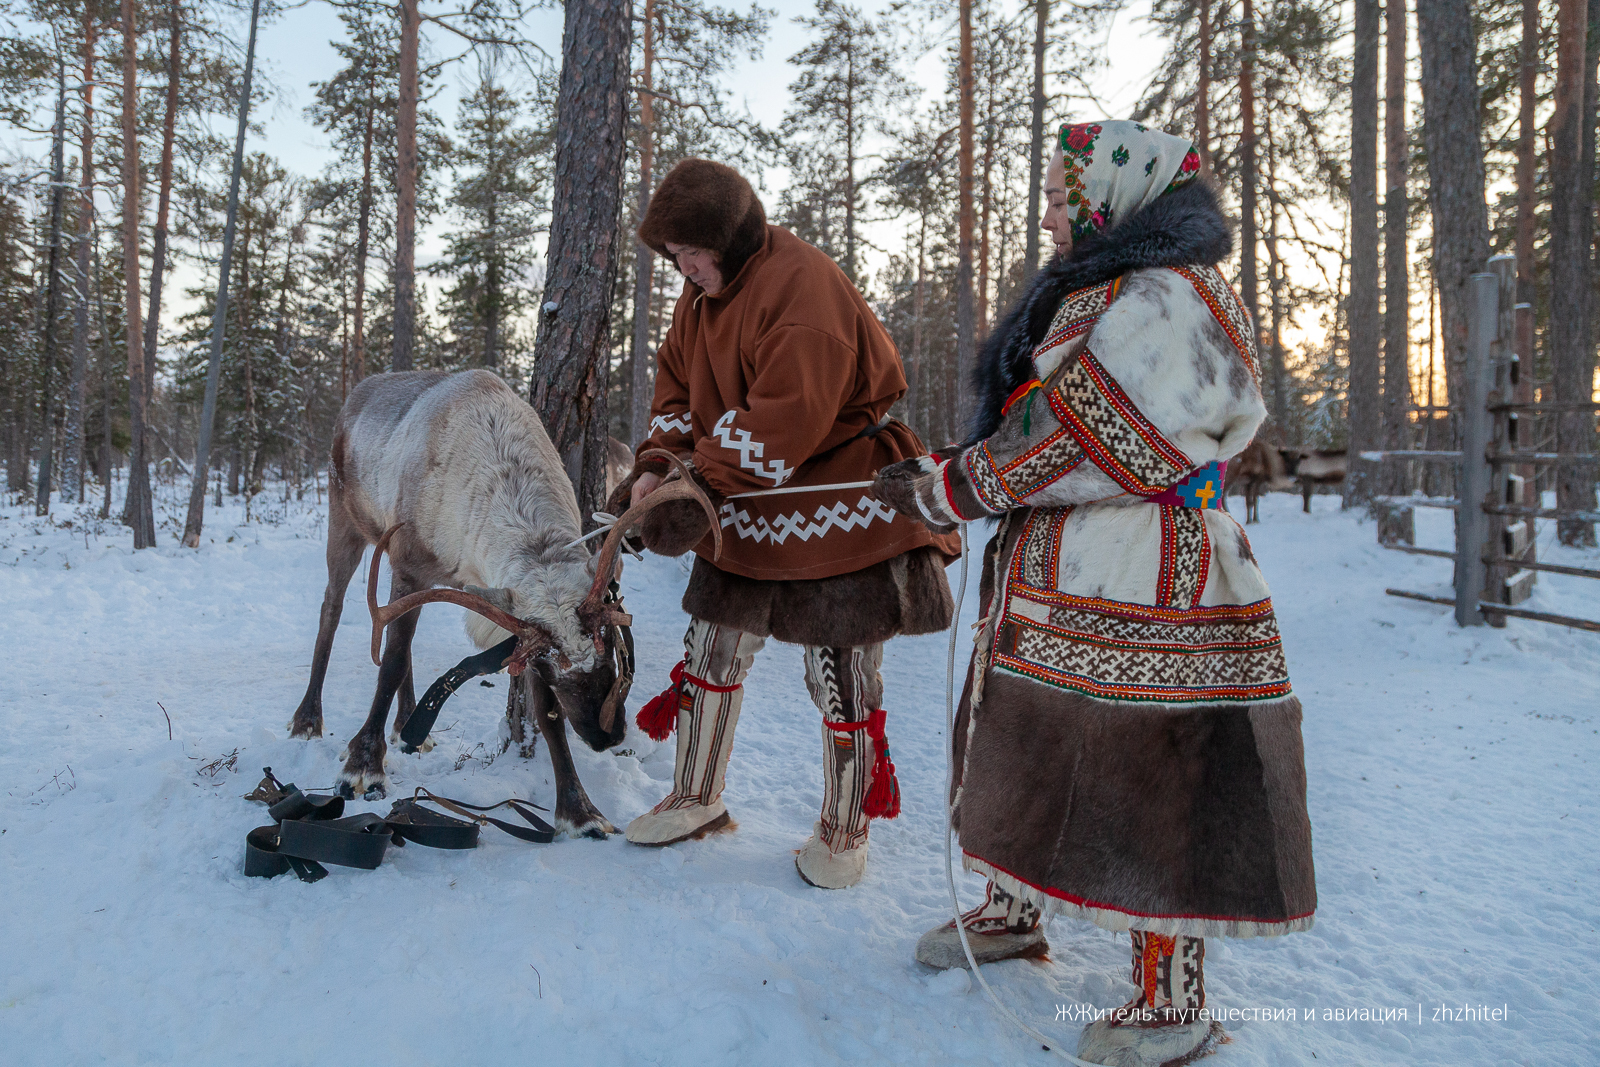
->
[726,480,875,499]
[943,521,1103,1065]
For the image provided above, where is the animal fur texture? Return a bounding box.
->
[335,370,601,667]
[679,546,954,648]
[638,158,768,282]
[966,179,1232,446]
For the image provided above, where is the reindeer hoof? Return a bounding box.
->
[336,762,388,801]
[558,814,617,840]
[287,717,323,740]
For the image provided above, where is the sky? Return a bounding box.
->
[239,0,1167,278]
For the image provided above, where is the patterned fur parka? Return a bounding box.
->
[876,179,1317,939]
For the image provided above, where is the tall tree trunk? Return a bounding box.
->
[1514,0,1539,507]
[1025,0,1047,271]
[955,0,975,435]
[1238,0,1260,342]
[33,59,68,515]
[181,0,260,548]
[1384,0,1412,468]
[483,76,500,371]
[844,45,857,282]
[909,210,927,437]
[1552,0,1598,544]
[528,0,629,526]
[120,0,155,547]
[140,0,180,425]
[978,82,993,331]
[97,235,114,518]
[352,81,374,389]
[629,0,655,446]
[1416,0,1491,441]
[1266,116,1287,440]
[62,8,96,503]
[1197,0,1211,174]
[392,0,419,371]
[1346,0,1381,506]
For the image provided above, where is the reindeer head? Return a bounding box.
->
[367,450,722,753]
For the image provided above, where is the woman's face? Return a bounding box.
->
[1040,148,1073,258]
[665,242,725,295]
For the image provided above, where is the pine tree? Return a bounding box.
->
[433,58,550,372]
[780,0,903,284]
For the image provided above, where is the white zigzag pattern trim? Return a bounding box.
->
[650,412,692,435]
[712,410,794,486]
[717,495,897,545]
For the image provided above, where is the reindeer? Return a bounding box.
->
[287,370,716,837]
[1226,438,1291,524]
[1282,448,1348,513]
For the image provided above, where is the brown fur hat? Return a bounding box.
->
[639,159,768,283]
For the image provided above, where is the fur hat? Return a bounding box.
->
[639,159,768,283]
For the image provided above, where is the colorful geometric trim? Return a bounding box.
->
[1143,461,1228,510]
[992,428,1087,501]
[1005,586,1280,625]
[1009,507,1071,591]
[1030,280,1117,371]
[1168,266,1259,384]
[1048,349,1191,496]
[1156,505,1210,609]
[963,444,1020,513]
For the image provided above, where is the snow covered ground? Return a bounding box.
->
[1,481,1596,1066]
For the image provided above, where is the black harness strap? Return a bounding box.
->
[399,635,518,753]
[242,774,556,882]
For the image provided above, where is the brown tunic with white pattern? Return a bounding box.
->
[640,224,953,581]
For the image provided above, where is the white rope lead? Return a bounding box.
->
[944,521,1102,1065]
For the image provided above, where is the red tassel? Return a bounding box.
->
[636,661,686,741]
[860,709,901,820]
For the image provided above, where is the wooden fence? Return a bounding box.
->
[1363,255,1600,634]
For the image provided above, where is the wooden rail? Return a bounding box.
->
[1367,256,1598,635]
[1384,589,1600,634]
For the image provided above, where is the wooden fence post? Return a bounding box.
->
[1455,272,1498,627]
[1484,255,1532,623]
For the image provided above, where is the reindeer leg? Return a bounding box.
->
[1301,479,1312,513]
[528,673,615,839]
[339,572,422,799]
[391,659,431,752]
[290,494,366,739]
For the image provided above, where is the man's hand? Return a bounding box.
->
[630,471,663,507]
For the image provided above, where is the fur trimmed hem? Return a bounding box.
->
[962,852,1316,940]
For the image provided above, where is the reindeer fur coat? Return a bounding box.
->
[876,179,1317,938]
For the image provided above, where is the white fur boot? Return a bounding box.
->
[915,879,1049,968]
[792,645,892,889]
[626,620,762,848]
[795,821,869,889]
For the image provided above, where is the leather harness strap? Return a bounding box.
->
[242,772,555,883]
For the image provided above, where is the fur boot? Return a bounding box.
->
[626,619,763,846]
[793,644,883,889]
[1076,932,1224,1066]
[915,880,1049,969]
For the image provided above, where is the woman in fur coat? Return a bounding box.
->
[874,120,1316,1066]
[616,158,958,890]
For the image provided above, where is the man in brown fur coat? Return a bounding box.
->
[614,158,956,889]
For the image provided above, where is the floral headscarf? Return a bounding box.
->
[1057,120,1201,243]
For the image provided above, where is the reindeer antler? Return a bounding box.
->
[366,524,565,671]
[576,449,723,640]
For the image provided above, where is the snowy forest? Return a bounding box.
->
[1,1,1597,1065]
[0,0,1594,540]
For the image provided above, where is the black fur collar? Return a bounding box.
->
[964,179,1232,446]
